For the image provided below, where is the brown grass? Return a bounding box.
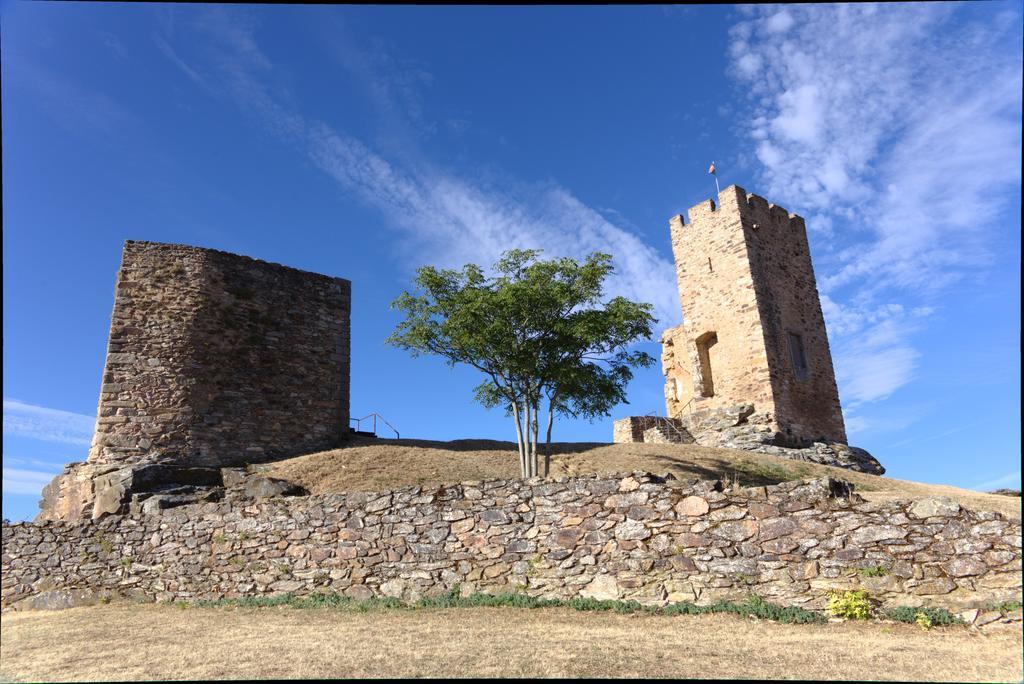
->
[1,604,1020,681]
[267,437,1022,517]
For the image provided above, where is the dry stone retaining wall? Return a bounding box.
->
[3,475,1020,612]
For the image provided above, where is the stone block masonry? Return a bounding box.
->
[38,241,351,520]
[5,474,1019,613]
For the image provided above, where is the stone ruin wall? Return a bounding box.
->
[4,474,1020,614]
[38,241,351,520]
[663,186,846,446]
[611,417,662,444]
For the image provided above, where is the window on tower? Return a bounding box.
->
[788,332,808,380]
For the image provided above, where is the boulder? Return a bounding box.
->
[243,476,308,499]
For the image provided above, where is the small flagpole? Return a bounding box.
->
[709,160,720,195]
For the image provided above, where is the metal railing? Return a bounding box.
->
[643,412,690,443]
[674,397,697,421]
[349,413,400,439]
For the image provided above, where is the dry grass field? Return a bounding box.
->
[1,604,1021,681]
[268,437,1022,517]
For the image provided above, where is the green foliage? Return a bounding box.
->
[387,249,656,477]
[826,590,872,620]
[984,600,1022,613]
[882,606,963,626]
[93,532,114,555]
[855,566,888,578]
[914,612,933,630]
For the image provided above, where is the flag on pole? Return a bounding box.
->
[708,161,716,175]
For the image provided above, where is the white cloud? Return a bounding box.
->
[2,398,94,446]
[764,10,795,34]
[835,346,919,406]
[729,4,1022,415]
[2,467,58,496]
[156,12,681,326]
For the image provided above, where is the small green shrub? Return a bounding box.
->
[883,606,962,626]
[827,590,872,620]
[914,612,933,630]
[985,600,1022,613]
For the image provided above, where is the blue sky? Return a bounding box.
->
[2,3,1021,521]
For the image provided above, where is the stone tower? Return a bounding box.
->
[661,185,847,447]
[38,240,351,520]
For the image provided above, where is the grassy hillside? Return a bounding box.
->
[266,437,1021,518]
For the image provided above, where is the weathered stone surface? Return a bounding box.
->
[580,574,619,601]
[910,497,961,519]
[851,525,907,545]
[911,578,957,595]
[244,477,307,499]
[614,519,651,541]
[711,520,759,542]
[941,557,988,577]
[11,588,109,611]
[674,496,710,517]
[758,517,798,541]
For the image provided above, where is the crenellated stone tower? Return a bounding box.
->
[661,185,846,446]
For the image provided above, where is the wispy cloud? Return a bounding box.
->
[2,467,59,496]
[156,10,681,326]
[2,398,94,446]
[728,4,1022,426]
[970,470,1022,493]
[10,60,141,139]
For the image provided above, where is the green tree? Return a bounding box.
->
[387,249,656,478]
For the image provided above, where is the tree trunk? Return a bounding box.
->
[523,401,532,477]
[512,401,527,478]
[544,398,555,477]
[531,398,540,478]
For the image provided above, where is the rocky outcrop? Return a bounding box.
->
[5,473,1018,613]
[616,405,885,475]
[37,461,308,521]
